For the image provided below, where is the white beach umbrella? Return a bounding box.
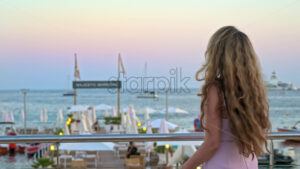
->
[121,111,127,129]
[81,112,91,133]
[104,109,109,117]
[111,107,118,117]
[123,107,129,113]
[158,119,169,133]
[9,111,14,122]
[20,110,25,122]
[57,109,64,123]
[148,119,178,130]
[64,123,70,135]
[67,105,89,113]
[126,112,138,134]
[3,110,10,122]
[43,108,48,123]
[92,108,97,122]
[87,109,94,124]
[60,142,115,151]
[161,107,188,114]
[40,110,44,122]
[94,104,112,110]
[146,121,153,134]
[139,107,156,114]
[145,121,154,152]
[129,105,140,124]
[144,110,150,122]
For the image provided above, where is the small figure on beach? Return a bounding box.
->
[183,26,271,169]
[127,141,140,158]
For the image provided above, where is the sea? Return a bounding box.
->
[0,89,299,168]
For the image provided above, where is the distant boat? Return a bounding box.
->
[62,75,74,96]
[63,91,75,96]
[266,71,297,90]
[136,91,159,98]
[136,62,159,99]
[277,121,300,142]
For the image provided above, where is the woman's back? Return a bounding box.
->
[202,119,258,169]
[182,26,270,169]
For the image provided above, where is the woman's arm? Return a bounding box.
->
[182,85,222,169]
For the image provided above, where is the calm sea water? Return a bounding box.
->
[0,89,299,168]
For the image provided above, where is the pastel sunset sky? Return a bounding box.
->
[0,0,299,89]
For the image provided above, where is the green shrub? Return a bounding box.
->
[31,158,56,168]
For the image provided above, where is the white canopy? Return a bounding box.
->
[126,111,138,134]
[94,104,112,110]
[59,142,115,151]
[161,107,188,114]
[67,105,89,113]
[156,141,203,146]
[139,107,156,114]
[147,119,178,130]
[158,119,169,133]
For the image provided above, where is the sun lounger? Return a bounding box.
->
[59,155,72,168]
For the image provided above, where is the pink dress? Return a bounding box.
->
[202,119,258,169]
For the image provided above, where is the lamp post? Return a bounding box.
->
[21,89,29,134]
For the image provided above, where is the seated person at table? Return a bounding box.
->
[127,141,140,158]
[92,121,100,131]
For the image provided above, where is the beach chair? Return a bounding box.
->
[118,147,128,159]
[71,158,86,168]
[69,150,76,157]
[19,129,25,135]
[138,148,146,156]
[125,155,145,169]
[59,155,72,168]
[32,128,39,135]
[25,128,32,135]
[84,154,97,168]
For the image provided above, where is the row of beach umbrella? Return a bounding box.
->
[67,104,189,115]
[1,109,64,124]
[1,110,24,123]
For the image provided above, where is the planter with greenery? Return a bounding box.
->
[31,158,56,168]
[104,116,121,125]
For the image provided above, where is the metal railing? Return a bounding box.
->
[0,132,299,143]
[0,132,299,168]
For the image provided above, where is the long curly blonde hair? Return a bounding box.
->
[196,26,271,158]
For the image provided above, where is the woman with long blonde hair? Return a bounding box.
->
[183,26,271,169]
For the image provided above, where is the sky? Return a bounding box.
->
[0,0,299,89]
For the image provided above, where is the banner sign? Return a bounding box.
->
[73,81,121,89]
